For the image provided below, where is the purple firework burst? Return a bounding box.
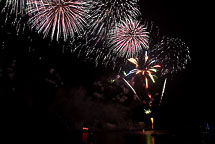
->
[27,0,89,41]
[108,19,149,58]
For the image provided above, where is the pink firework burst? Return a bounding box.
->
[27,0,88,41]
[108,19,149,58]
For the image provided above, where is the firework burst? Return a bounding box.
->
[151,36,191,76]
[27,0,89,41]
[86,0,141,40]
[68,0,141,70]
[77,0,141,61]
[108,19,149,58]
[125,51,161,90]
[118,51,161,107]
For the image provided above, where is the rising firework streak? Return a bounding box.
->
[122,78,141,102]
[159,78,167,106]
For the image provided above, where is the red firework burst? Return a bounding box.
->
[109,19,149,58]
[27,0,88,41]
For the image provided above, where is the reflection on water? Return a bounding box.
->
[80,131,191,144]
[146,134,155,144]
[82,132,89,144]
[200,123,215,144]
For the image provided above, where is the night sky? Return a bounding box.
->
[140,0,196,135]
[0,0,200,143]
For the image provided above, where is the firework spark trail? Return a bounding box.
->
[27,0,89,41]
[146,21,160,46]
[1,0,29,34]
[1,0,26,16]
[125,69,137,77]
[145,77,148,89]
[108,19,149,58]
[159,78,167,107]
[122,78,141,102]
